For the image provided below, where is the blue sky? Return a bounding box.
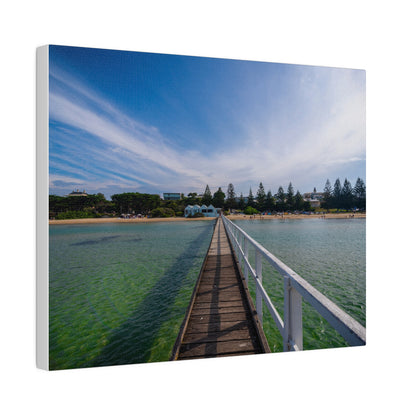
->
[49,45,365,199]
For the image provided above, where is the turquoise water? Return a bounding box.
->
[234,218,366,352]
[49,218,365,369]
[49,221,214,370]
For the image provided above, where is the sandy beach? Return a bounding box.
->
[227,213,366,220]
[49,216,216,225]
[49,213,365,225]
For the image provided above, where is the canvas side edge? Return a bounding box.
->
[36,45,49,370]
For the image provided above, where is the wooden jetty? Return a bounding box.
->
[171,217,270,361]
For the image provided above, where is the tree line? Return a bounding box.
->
[196,177,365,213]
[49,192,162,219]
[49,177,365,219]
[321,177,366,210]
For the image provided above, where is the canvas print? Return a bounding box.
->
[43,45,365,370]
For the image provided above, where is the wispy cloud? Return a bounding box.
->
[49,61,365,197]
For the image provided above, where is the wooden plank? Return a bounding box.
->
[195,293,244,303]
[196,283,241,292]
[200,270,236,278]
[182,328,253,344]
[197,283,240,291]
[176,350,258,360]
[191,300,245,309]
[185,320,256,335]
[179,339,260,358]
[190,305,246,315]
[188,312,249,325]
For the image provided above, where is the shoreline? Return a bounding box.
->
[49,213,365,225]
[48,216,216,225]
[228,213,366,220]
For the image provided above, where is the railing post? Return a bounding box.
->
[284,276,303,351]
[255,249,263,325]
[238,230,242,265]
[243,236,248,283]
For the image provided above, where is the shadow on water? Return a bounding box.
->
[71,235,121,246]
[89,222,213,368]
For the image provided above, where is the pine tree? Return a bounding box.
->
[256,182,266,212]
[238,192,246,210]
[341,178,353,209]
[201,184,212,206]
[265,190,275,212]
[333,178,342,209]
[286,182,295,211]
[275,186,286,212]
[322,179,332,210]
[247,187,254,208]
[353,177,366,210]
[212,187,226,208]
[294,190,304,211]
[226,183,237,210]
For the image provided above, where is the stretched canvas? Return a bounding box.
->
[37,45,366,370]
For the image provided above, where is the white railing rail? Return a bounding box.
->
[221,215,366,351]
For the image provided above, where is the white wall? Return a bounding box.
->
[1,1,415,415]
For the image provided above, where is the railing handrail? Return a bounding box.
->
[221,215,366,351]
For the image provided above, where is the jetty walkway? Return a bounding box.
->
[172,215,365,359]
[171,217,270,360]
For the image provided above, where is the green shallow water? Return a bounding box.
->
[49,220,214,370]
[49,217,365,369]
[233,218,366,352]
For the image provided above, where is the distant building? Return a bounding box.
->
[307,199,321,208]
[303,191,324,208]
[184,204,220,218]
[163,193,181,201]
[67,189,88,197]
[303,192,324,201]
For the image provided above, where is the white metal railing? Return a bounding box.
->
[222,215,366,351]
